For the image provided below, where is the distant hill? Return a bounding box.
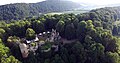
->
[90,6,120,22]
[0,0,81,20]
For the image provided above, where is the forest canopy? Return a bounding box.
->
[1,6,120,63]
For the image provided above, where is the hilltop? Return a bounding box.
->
[0,0,81,20]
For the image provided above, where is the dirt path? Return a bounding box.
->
[61,38,78,44]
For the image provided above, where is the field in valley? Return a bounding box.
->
[46,10,89,15]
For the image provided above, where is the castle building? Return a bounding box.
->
[19,43,29,58]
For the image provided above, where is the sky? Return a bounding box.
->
[0,0,120,5]
[71,0,120,5]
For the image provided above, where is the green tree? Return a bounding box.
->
[0,39,20,63]
[1,55,21,63]
[89,43,105,63]
[52,54,65,63]
[7,36,20,43]
[105,52,120,63]
[59,47,69,63]
[0,40,9,62]
[32,20,45,34]
[101,32,118,52]
[89,12,99,20]
[26,28,35,40]
[56,20,65,37]
[8,21,26,37]
[0,28,5,39]
[65,23,76,40]
[7,36,20,48]
[84,35,95,49]
[44,59,50,63]
[112,25,118,35]
[76,21,87,42]
[69,54,76,63]
[71,42,86,63]
[93,21,102,27]
[86,20,94,31]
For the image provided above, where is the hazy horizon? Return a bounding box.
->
[0,0,120,6]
